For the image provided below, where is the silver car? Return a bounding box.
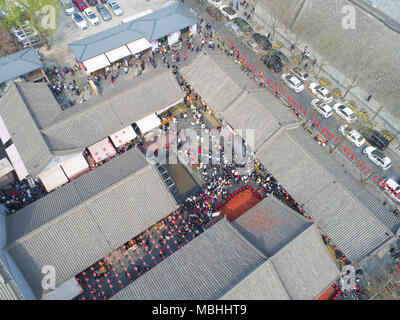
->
[107,0,124,16]
[96,3,112,21]
[225,22,243,38]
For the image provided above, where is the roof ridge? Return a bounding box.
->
[284,131,395,236]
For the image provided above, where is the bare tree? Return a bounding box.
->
[315,36,341,77]
[269,15,281,41]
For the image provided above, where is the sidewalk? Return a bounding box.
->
[246,4,400,156]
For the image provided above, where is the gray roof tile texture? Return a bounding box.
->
[0,48,43,84]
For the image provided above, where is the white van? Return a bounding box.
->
[380,178,400,203]
[60,0,76,15]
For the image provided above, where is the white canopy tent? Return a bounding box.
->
[136,113,162,134]
[127,37,152,56]
[0,115,11,144]
[60,153,90,180]
[42,277,81,300]
[38,165,69,192]
[110,125,137,148]
[88,138,116,164]
[82,54,110,74]
[105,45,131,63]
[5,144,28,180]
[0,157,14,178]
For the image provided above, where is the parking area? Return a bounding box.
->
[44,0,167,56]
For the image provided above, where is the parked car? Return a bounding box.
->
[219,5,237,20]
[307,83,333,103]
[72,0,88,11]
[12,26,37,42]
[280,72,304,93]
[225,22,243,38]
[71,11,88,29]
[379,178,400,203]
[234,18,253,35]
[207,0,223,8]
[20,36,41,49]
[251,32,272,51]
[60,0,76,15]
[311,98,333,118]
[87,0,98,5]
[269,49,289,66]
[262,55,282,73]
[363,146,392,170]
[96,3,112,21]
[83,8,100,25]
[242,39,259,54]
[107,0,124,16]
[338,125,365,147]
[290,67,310,82]
[205,6,222,21]
[332,102,357,123]
[360,128,390,151]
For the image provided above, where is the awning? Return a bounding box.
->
[60,153,90,180]
[136,113,162,134]
[0,115,11,144]
[38,165,69,192]
[105,45,131,63]
[43,277,81,300]
[5,144,28,180]
[88,138,116,164]
[126,37,152,56]
[0,157,14,178]
[82,54,110,73]
[110,125,137,148]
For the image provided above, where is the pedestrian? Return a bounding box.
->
[366,94,372,102]
[312,58,317,67]
[110,75,115,86]
[183,53,187,61]
[266,32,270,39]
[291,43,295,52]
[304,62,309,69]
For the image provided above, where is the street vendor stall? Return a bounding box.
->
[38,165,69,192]
[126,37,152,56]
[136,113,162,135]
[60,153,90,180]
[105,45,131,63]
[87,138,116,164]
[82,54,111,74]
[110,125,137,148]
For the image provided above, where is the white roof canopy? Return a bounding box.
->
[0,115,11,144]
[127,37,152,56]
[110,125,137,148]
[136,113,161,134]
[38,165,69,192]
[83,54,110,73]
[0,157,14,177]
[88,138,116,163]
[60,153,89,180]
[5,144,28,180]
[105,45,131,63]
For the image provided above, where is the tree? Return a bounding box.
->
[342,44,375,99]
[315,36,341,77]
[0,0,60,50]
[268,15,281,41]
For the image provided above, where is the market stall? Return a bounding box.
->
[105,45,131,63]
[110,125,137,148]
[126,37,152,56]
[60,153,90,180]
[5,144,28,180]
[82,54,111,74]
[87,138,117,164]
[38,165,69,192]
[136,113,162,135]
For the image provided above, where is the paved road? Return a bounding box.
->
[187,0,400,207]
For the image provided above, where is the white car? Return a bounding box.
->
[332,102,357,123]
[311,98,333,118]
[363,146,392,170]
[379,178,400,203]
[12,21,37,42]
[280,72,304,93]
[219,5,237,20]
[308,83,333,103]
[71,12,88,30]
[207,0,223,8]
[290,67,310,83]
[83,8,100,25]
[108,0,124,16]
[338,125,365,147]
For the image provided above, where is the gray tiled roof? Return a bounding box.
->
[111,218,267,300]
[6,147,149,244]
[180,54,244,114]
[220,261,290,300]
[68,3,197,61]
[0,258,24,300]
[270,226,340,300]
[232,196,311,257]
[6,150,177,298]
[0,82,53,175]
[0,48,43,84]
[221,91,283,151]
[41,71,183,151]
[257,131,394,262]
